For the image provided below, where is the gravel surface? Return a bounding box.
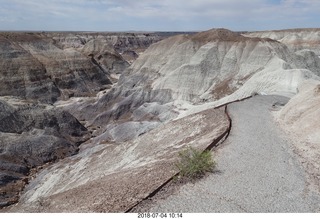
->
[143,95,320,212]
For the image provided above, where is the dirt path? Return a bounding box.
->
[135,95,320,212]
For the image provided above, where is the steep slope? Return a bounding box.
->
[0,31,180,208]
[80,38,129,82]
[0,97,89,207]
[0,33,111,103]
[130,29,319,102]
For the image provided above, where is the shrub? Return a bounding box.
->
[176,147,216,180]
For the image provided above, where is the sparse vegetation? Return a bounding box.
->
[175,147,216,180]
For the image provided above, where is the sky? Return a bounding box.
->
[0,0,319,32]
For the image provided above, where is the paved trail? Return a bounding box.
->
[145,95,320,212]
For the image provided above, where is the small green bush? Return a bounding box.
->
[176,147,216,180]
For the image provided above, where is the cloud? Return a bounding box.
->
[0,0,319,31]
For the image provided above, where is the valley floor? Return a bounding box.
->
[133,95,320,213]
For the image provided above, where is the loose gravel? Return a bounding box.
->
[139,95,320,213]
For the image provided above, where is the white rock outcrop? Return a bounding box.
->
[245,28,320,56]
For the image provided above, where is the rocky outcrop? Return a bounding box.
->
[80,38,129,82]
[45,32,165,63]
[245,29,320,56]
[0,98,89,207]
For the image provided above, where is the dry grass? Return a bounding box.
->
[175,147,216,180]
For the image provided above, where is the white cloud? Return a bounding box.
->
[0,0,319,31]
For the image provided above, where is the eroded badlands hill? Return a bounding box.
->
[0,32,164,103]
[245,28,320,56]
[62,29,320,146]
[0,31,170,207]
[7,106,229,212]
[0,97,89,207]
